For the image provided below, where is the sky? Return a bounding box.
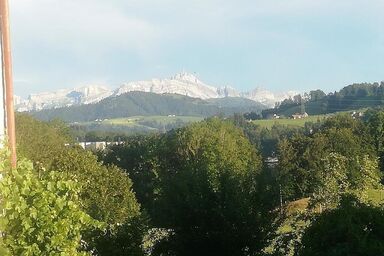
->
[9,0,384,97]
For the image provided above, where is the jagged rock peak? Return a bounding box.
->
[171,72,202,84]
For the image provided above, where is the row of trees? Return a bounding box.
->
[262,81,384,117]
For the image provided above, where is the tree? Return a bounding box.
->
[51,147,141,224]
[15,113,70,168]
[365,110,384,171]
[92,215,149,256]
[277,115,376,201]
[101,134,161,213]
[153,118,270,255]
[50,147,144,254]
[310,153,349,210]
[309,90,326,101]
[278,135,315,201]
[0,150,100,255]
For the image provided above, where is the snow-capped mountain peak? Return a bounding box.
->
[217,85,241,98]
[113,72,219,99]
[15,73,296,111]
[16,85,112,111]
[172,72,201,84]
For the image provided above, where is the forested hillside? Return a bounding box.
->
[262,82,384,117]
[30,91,265,122]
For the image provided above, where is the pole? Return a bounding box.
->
[0,0,16,168]
[0,36,4,144]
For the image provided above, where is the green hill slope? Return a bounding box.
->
[262,82,384,117]
[31,92,266,122]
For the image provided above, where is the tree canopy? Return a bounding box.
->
[152,118,270,255]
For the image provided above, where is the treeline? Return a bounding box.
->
[2,111,384,255]
[262,81,384,117]
[69,117,202,139]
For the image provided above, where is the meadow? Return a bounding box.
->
[252,115,330,129]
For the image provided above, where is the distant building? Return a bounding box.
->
[67,141,122,151]
[266,113,280,119]
[265,157,279,168]
[292,112,309,119]
[351,111,364,119]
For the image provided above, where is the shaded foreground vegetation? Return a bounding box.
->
[2,110,384,255]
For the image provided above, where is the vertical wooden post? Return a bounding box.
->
[0,39,4,145]
[0,0,16,168]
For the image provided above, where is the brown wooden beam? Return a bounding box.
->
[0,0,16,168]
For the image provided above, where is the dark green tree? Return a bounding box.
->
[102,134,161,213]
[298,196,384,256]
[51,147,146,255]
[277,115,376,201]
[153,118,271,255]
[365,110,384,171]
[15,113,70,167]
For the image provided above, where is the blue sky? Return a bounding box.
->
[10,0,384,97]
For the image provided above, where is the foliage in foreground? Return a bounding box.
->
[0,150,101,255]
[16,114,147,255]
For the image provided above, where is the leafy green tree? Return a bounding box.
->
[365,110,384,171]
[277,115,376,201]
[309,90,326,101]
[102,134,161,213]
[51,147,141,226]
[278,134,315,201]
[153,118,270,255]
[50,147,146,255]
[0,150,100,255]
[15,113,70,167]
[92,215,149,256]
[310,153,349,211]
[353,155,383,202]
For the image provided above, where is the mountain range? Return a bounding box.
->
[31,92,266,122]
[15,72,297,111]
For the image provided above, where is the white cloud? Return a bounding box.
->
[11,0,384,54]
[11,0,162,57]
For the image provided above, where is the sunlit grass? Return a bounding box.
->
[252,115,327,129]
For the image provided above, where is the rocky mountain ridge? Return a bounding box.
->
[15,72,297,111]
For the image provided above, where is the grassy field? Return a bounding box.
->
[253,108,369,129]
[74,115,204,133]
[252,115,329,129]
[102,116,204,125]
